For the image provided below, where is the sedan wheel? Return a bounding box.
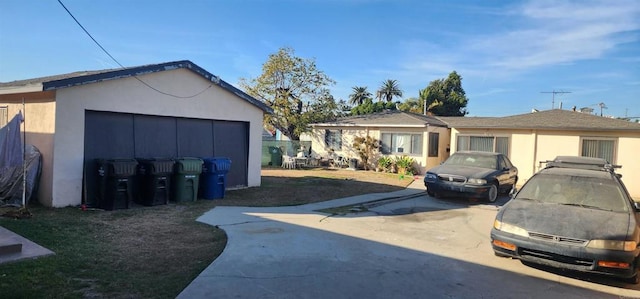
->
[487,183,498,203]
[625,262,640,284]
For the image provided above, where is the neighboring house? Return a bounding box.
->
[310,108,640,198]
[308,110,450,172]
[438,109,640,198]
[0,60,272,207]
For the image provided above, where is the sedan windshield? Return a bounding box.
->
[516,174,629,212]
[444,154,497,169]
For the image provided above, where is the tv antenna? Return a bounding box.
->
[541,90,571,109]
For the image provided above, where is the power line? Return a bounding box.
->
[57,0,211,99]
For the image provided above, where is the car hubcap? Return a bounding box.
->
[488,185,497,202]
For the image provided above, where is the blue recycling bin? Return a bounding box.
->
[200,157,232,199]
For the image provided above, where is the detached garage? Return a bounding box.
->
[0,60,272,207]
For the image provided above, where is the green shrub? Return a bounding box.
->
[394,155,416,175]
[377,156,393,172]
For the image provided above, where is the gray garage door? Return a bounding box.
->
[83,110,249,206]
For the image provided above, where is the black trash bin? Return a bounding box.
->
[172,157,203,202]
[268,146,282,167]
[136,158,174,206]
[96,158,138,210]
[200,157,232,199]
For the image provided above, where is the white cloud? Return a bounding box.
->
[396,0,640,76]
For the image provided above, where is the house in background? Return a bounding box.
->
[0,60,272,207]
[307,110,450,172]
[438,109,640,198]
[309,108,640,198]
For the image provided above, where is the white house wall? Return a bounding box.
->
[310,125,450,174]
[52,68,264,207]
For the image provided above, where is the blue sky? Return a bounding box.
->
[1,0,639,117]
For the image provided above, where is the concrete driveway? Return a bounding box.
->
[178,181,640,299]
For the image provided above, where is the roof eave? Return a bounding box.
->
[452,125,640,131]
[39,60,273,114]
[0,83,44,94]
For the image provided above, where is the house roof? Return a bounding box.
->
[0,60,273,113]
[312,110,448,128]
[437,109,640,132]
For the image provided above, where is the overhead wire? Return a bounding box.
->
[56,0,212,99]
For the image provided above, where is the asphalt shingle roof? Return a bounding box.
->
[437,109,640,131]
[0,60,273,113]
[313,110,448,127]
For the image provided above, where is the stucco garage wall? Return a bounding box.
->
[52,68,264,207]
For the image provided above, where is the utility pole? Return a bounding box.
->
[541,90,571,109]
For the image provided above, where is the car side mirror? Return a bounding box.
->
[634,201,640,212]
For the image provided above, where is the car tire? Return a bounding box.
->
[624,261,640,284]
[487,183,498,203]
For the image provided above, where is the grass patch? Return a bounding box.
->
[0,168,414,298]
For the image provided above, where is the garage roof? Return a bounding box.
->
[0,60,273,113]
[437,109,640,131]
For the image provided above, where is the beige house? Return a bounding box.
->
[438,109,640,198]
[308,110,450,172]
[310,109,640,198]
[0,60,272,207]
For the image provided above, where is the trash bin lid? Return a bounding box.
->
[137,158,175,175]
[104,159,138,177]
[175,157,203,174]
[212,157,232,173]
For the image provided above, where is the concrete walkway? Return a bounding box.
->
[0,226,54,265]
[177,178,635,299]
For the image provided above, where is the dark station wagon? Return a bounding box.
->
[491,156,640,283]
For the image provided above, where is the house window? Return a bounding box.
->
[428,132,439,157]
[325,129,342,150]
[457,135,509,155]
[0,106,7,127]
[381,133,423,155]
[581,138,616,163]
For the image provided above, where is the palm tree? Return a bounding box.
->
[376,79,403,102]
[348,86,371,106]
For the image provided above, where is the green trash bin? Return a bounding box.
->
[268,146,283,167]
[172,157,203,202]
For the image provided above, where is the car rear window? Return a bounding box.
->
[516,173,629,212]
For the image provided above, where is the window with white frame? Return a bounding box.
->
[457,135,509,155]
[581,137,616,163]
[381,133,423,155]
[325,129,342,150]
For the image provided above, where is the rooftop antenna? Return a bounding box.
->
[541,90,571,109]
[597,102,607,116]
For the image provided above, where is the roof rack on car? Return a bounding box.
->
[539,156,621,172]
